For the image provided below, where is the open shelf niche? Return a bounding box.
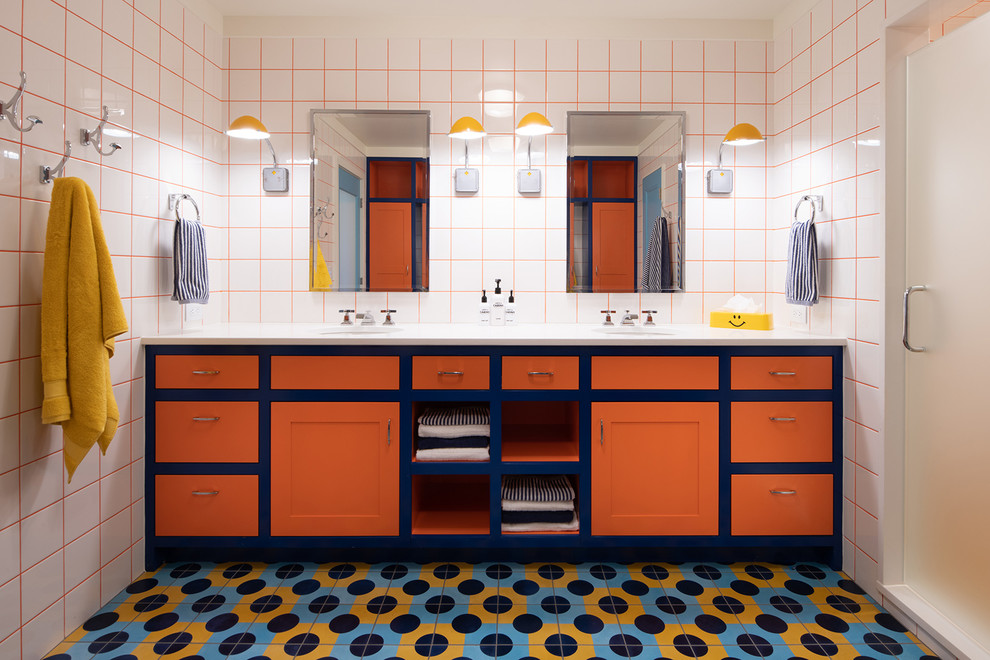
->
[500,474,579,535]
[411,401,491,463]
[411,474,489,535]
[501,401,579,462]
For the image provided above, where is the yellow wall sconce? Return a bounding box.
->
[449,116,486,194]
[706,122,765,194]
[515,111,553,194]
[227,115,288,193]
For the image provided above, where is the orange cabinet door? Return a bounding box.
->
[591,402,719,536]
[369,202,412,291]
[271,402,399,536]
[592,202,635,292]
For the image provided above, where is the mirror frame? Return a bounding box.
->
[565,110,686,293]
[309,109,431,292]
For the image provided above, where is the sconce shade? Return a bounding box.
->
[722,122,764,146]
[227,115,270,139]
[448,116,486,139]
[515,112,553,136]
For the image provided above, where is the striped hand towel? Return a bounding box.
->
[785,218,818,306]
[171,216,209,304]
[501,475,575,503]
[418,406,490,426]
[641,215,672,292]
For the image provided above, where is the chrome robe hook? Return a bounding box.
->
[0,71,44,133]
[41,141,72,184]
[81,105,122,156]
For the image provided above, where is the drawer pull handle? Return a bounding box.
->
[769,489,797,495]
[528,371,555,376]
[600,419,604,446]
[192,417,221,422]
[387,418,391,447]
[768,371,796,376]
[191,490,219,496]
[437,371,464,376]
[768,417,796,422]
[192,370,220,375]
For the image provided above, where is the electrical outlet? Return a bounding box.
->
[789,305,808,326]
[184,303,204,322]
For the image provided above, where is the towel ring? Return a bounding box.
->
[794,194,823,224]
[172,194,201,224]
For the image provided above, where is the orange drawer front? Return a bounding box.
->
[731,402,832,463]
[502,356,579,390]
[156,401,259,463]
[412,356,489,390]
[156,355,259,389]
[731,474,833,536]
[592,356,718,390]
[271,356,399,390]
[155,474,258,537]
[731,356,831,390]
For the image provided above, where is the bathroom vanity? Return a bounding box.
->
[142,324,844,570]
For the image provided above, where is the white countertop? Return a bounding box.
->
[141,323,846,347]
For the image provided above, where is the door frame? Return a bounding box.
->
[881,3,987,657]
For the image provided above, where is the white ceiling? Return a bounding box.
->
[203,0,794,21]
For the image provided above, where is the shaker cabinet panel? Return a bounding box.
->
[271,402,399,537]
[591,402,719,536]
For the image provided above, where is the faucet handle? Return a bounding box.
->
[641,310,657,326]
[600,309,616,326]
[338,309,355,326]
[381,309,397,326]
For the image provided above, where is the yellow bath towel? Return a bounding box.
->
[313,246,333,289]
[41,177,128,482]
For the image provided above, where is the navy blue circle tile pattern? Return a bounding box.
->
[50,561,937,660]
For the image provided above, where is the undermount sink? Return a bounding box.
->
[319,326,404,335]
[592,325,676,336]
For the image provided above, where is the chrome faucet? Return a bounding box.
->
[641,310,657,326]
[620,310,639,326]
[338,309,355,326]
[381,309,396,326]
[600,310,616,326]
[356,310,376,326]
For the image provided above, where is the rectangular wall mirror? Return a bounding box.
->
[310,109,431,292]
[566,111,685,293]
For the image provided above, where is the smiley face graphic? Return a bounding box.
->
[728,314,746,328]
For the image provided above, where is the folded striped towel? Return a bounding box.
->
[417,436,489,450]
[785,218,818,306]
[415,447,489,462]
[171,216,209,304]
[502,499,575,513]
[501,475,575,503]
[502,510,576,525]
[418,424,490,439]
[418,406,490,426]
[501,511,579,533]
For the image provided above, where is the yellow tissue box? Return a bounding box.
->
[709,311,774,331]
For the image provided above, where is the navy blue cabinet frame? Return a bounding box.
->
[145,343,843,570]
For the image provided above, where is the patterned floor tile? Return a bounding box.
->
[47,563,937,660]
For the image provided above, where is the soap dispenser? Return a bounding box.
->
[505,290,517,325]
[479,290,491,325]
[491,279,506,325]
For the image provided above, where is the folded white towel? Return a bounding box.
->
[418,424,490,439]
[415,447,490,462]
[501,512,579,533]
[501,500,575,512]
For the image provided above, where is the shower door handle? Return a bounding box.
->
[903,285,927,352]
